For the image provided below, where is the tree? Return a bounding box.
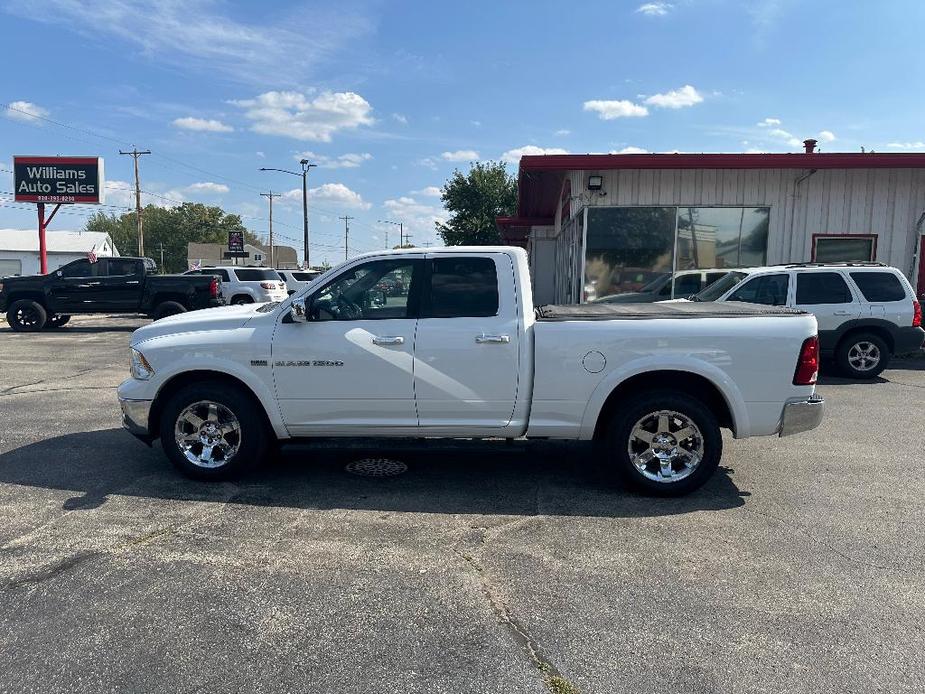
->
[85,203,261,273]
[436,161,516,246]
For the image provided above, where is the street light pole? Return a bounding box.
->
[377,219,404,248]
[260,161,317,269]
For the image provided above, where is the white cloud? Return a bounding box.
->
[818,130,836,143]
[233,90,374,142]
[280,182,370,210]
[382,196,447,246]
[296,151,373,169]
[186,182,229,194]
[412,186,443,197]
[5,100,49,123]
[172,116,234,133]
[636,2,672,16]
[471,120,482,127]
[441,150,480,161]
[501,145,570,163]
[767,128,802,147]
[643,85,703,109]
[6,1,371,86]
[609,146,649,154]
[391,113,408,124]
[757,117,782,127]
[744,147,768,154]
[555,129,571,136]
[583,99,648,120]
[886,141,925,149]
[256,151,265,158]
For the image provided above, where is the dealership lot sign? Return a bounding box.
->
[13,155,105,204]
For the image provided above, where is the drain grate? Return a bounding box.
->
[345,457,408,478]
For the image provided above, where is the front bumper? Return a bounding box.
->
[120,397,153,441]
[779,395,825,437]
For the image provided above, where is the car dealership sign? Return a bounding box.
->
[13,155,105,204]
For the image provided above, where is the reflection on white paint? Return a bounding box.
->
[344,327,482,402]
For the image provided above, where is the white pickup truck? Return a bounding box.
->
[118,247,824,496]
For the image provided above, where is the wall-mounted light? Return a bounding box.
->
[587,175,604,191]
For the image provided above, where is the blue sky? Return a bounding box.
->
[2,0,924,265]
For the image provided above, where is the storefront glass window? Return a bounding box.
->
[676,207,770,271]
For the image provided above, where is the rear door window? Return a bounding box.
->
[423,257,499,318]
[849,272,906,302]
[104,258,141,276]
[234,268,282,281]
[727,274,789,305]
[200,269,231,282]
[795,272,853,304]
[672,273,703,298]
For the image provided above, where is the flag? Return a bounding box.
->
[87,245,98,264]
[190,259,201,271]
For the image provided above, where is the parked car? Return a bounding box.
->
[592,269,734,303]
[685,263,924,378]
[276,269,323,296]
[0,256,222,331]
[118,247,823,497]
[185,266,287,305]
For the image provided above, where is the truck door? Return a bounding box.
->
[413,253,521,431]
[272,257,423,434]
[97,258,145,311]
[49,259,104,313]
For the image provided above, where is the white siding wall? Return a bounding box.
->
[561,167,925,281]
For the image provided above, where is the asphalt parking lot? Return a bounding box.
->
[0,315,923,694]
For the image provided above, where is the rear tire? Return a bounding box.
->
[46,314,71,328]
[159,382,269,480]
[835,332,889,379]
[6,300,47,332]
[153,301,187,320]
[598,390,722,496]
[230,295,253,306]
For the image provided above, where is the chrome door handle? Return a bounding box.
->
[475,334,510,344]
[833,310,851,315]
[372,336,404,346]
[126,280,140,285]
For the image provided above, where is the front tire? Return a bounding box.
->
[599,390,722,496]
[836,332,889,379]
[6,299,47,332]
[159,382,269,480]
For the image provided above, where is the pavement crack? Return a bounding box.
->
[453,533,580,694]
[3,551,96,590]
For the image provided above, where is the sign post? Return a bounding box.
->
[13,155,104,274]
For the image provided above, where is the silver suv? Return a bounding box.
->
[185,267,288,305]
[690,263,924,378]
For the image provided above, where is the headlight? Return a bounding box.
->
[130,348,155,380]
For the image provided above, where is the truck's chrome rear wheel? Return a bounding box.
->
[174,400,241,468]
[627,409,704,483]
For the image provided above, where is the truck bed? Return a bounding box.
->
[535,302,805,321]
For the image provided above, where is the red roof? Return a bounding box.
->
[499,152,925,235]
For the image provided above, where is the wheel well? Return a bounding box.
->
[149,370,272,439]
[836,326,894,354]
[230,294,253,303]
[152,294,187,307]
[6,292,47,308]
[593,370,735,440]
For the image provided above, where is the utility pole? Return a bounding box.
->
[339,215,354,260]
[119,147,151,257]
[259,159,316,269]
[156,242,165,271]
[260,191,281,267]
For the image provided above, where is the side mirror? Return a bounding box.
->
[289,295,309,323]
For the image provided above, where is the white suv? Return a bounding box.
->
[185,267,288,305]
[690,263,924,378]
[276,269,323,296]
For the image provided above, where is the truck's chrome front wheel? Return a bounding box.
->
[174,400,242,468]
[627,410,704,483]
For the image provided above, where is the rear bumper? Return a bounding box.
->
[894,326,925,354]
[120,397,154,442]
[779,395,824,437]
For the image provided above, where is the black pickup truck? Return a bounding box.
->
[0,256,222,332]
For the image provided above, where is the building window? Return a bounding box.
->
[812,235,876,263]
[581,206,769,302]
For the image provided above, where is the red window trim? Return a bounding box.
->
[810,233,878,262]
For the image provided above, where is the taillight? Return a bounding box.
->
[209,277,219,298]
[913,299,921,328]
[793,336,819,386]
[260,282,275,289]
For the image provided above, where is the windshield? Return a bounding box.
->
[234,269,282,282]
[691,271,748,301]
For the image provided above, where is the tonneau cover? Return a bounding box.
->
[535,302,806,321]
